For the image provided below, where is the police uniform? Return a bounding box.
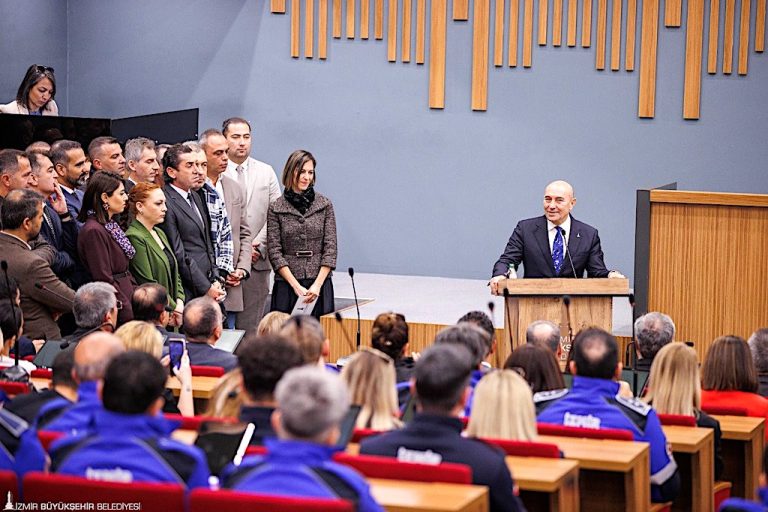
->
[535,375,680,503]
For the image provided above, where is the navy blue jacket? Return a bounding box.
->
[0,408,46,479]
[359,414,526,512]
[39,203,77,280]
[223,438,383,512]
[535,375,680,503]
[166,341,237,372]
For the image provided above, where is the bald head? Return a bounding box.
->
[570,328,619,380]
[526,320,561,354]
[73,332,125,382]
[543,180,576,225]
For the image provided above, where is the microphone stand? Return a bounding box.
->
[348,268,361,351]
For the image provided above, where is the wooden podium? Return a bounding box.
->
[499,278,630,361]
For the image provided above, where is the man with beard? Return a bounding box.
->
[50,140,88,219]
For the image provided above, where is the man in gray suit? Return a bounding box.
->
[223,118,281,330]
[158,144,225,303]
[200,130,253,328]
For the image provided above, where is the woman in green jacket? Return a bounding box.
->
[126,182,184,324]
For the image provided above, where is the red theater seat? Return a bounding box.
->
[537,422,634,441]
[481,438,561,458]
[350,428,382,443]
[333,453,472,484]
[189,488,353,512]
[0,381,31,397]
[657,414,696,427]
[190,366,225,377]
[37,430,64,451]
[30,368,52,379]
[701,405,748,416]
[0,470,17,498]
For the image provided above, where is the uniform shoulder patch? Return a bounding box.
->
[533,388,569,404]
[615,395,651,416]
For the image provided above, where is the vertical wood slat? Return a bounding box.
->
[361,0,370,38]
[306,0,315,57]
[708,0,720,72]
[638,0,659,117]
[610,0,622,69]
[347,0,355,38]
[319,0,329,58]
[738,0,751,74]
[524,0,534,65]
[388,0,398,61]
[403,0,412,61]
[723,0,735,74]
[553,0,564,46]
[416,0,426,62]
[538,0,549,45]
[596,0,607,69]
[683,0,705,118]
[582,0,593,46]
[292,0,301,57]
[272,0,287,13]
[665,0,682,26]
[333,0,342,37]
[495,0,505,65]
[626,0,637,70]
[429,0,448,108]
[757,0,766,51]
[567,0,577,46]
[375,0,384,38]
[472,0,491,110]
[454,0,469,19]
[509,0,520,65]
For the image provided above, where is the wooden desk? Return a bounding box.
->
[662,425,714,512]
[538,435,650,512]
[712,415,766,499]
[368,478,488,512]
[165,375,220,400]
[507,455,579,512]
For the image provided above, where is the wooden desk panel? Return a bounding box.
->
[368,478,488,512]
[507,456,579,512]
[712,415,765,499]
[662,425,714,512]
[165,375,220,399]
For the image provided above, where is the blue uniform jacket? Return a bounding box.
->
[535,375,680,502]
[49,409,208,488]
[0,408,46,479]
[463,369,485,417]
[37,380,101,434]
[222,438,383,512]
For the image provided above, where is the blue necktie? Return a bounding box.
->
[552,227,564,275]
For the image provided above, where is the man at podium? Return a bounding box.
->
[490,180,623,294]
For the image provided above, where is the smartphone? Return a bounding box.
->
[168,336,185,375]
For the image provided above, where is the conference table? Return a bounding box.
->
[368,478,488,512]
[661,425,714,512]
[165,375,220,400]
[712,415,766,499]
[507,455,579,512]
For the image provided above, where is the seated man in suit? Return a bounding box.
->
[633,312,675,372]
[490,180,623,294]
[535,327,680,503]
[222,366,383,511]
[131,283,182,340]
[181,297,237,371]
[49,351,210,488]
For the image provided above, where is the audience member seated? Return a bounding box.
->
[124,137,160,192]
[114,320,192,417]
[181,297,237,371]
[0,301,36,375]
[49,351,210,488]
[371,312,413,383]
[0,65,58,116]
[341,347,402,431]
[505,343,565,393]
[62,282,120,346]
[222,366,383,511]
[633,312,675,372]
[0,189,74,340]
[748,328,768,397]
[256,311,290,336]
[237,333,304,443]
[719,447,768,511]
[0,149,34,206]
[360,343,526,512]
[526,320,561,357]
[644,342,724,479]
[7,350,76,423]
[126,183,184,323]
[458,310,497,363]
[203,369,243,420]
[279,315,330,367]
[435,323,491,416]
[87,137,126,177]
[535,327,680,503]
[466,369,537,441]
[131,283,181,339]
[0,404,46,477]
[50,140,87,222]
[77,172,136,324]
[36,332,124,433]
[701,335,768,439]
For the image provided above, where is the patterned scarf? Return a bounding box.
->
[284,185,315,215]
[201,183,235,274]
[89,211,136,259]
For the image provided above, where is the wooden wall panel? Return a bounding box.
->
[429,0,448,107]
[723,0,735,74]
[495,0,506,65]
[567,0,577,46]
[388,0,397,61]
[538,0,549,45]
[582,0,593,46]
[553,0,564,46]
[665,0,682,26]
[638,0,659,117]
[757,0,766,51]
[320,0,329,57]
[403,0,412,61]
[454,0,469,20]
[273,0,287,13]
[306,0,315,58]
[375,0,384,38]
[596,0,607,69]
[361,0,370,38]
[333,0,343,37]
[626,0,637,70]
[524,0,534,65]
[416,0,426,62]
[472,0,491,110]
[684,0,705,119]
[509,0,520,65]
[292,0,301,57]
[611,0,622,70]
[347,0,356,38]
[708,0,720,72]
[739,0,751,74]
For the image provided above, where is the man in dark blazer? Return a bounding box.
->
[158,144,225,302]
[50,140,87,220]
[178,297,237,371]
[490,180,623,293]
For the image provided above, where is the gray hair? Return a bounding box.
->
[198,129,223,149]
[124,137,156,164]
[748,328,768,373]
[434,323,488,368]
[275,366,350,442]
[182,141,202,153]
[526,320,561,354]
[634,312,676,360]
[74,282,117,329]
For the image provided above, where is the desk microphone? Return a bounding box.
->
[334,312,356,354]
[563,295,575,367]
[563,230,578,278]
[1,261,26,382]
[348,267,361,351]
[502,288,514,353]
[628,292,637,371]
[34,282,75,304]
[487,301,495,325]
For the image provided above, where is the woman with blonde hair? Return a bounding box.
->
[204,369,243,420]
[466,370,537,441]
[341,348,402,431]
[257,311,291,336]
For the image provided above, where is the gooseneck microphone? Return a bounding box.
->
[502,288,514,353]
[348,267,361,351]
[563,295,575,367]
[1,261,26,382]
[34,282,75,304]
[563,229,578,278]
[334,312,356,354]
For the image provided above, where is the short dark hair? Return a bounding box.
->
[0,301,22,343]
[182,297,222,340]
[238,334,304,401]
[504,344,565,392]
[1,189,42,230]
[49,140,82,168]
[415,344,473,413]
[162,144,195,184]
[571,328,619,380]
[457,311,494,356]
[51,349,77,389]
[0,149,28,177]
[222,117,251,135]
[87,136,119,161]
[102,351,166,414]
[131,283,168,322]
[435,323,488,368]
[16,65,56,112]
[77,171,123,224]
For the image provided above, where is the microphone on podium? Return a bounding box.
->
[348,267,361,351]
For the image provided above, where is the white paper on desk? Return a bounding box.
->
[291,295,318,316]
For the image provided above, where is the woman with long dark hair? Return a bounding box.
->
[0,64,58,116]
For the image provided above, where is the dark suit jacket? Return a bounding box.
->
[39,203,77,279]
[59,187,84,220]
[492,215,610,278]
[158,185,215,300]
[184,341,237,372]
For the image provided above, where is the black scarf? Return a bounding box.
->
[284,186,315,215]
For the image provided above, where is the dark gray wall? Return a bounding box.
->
[11,0,768,281]
[0,0,68,112]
